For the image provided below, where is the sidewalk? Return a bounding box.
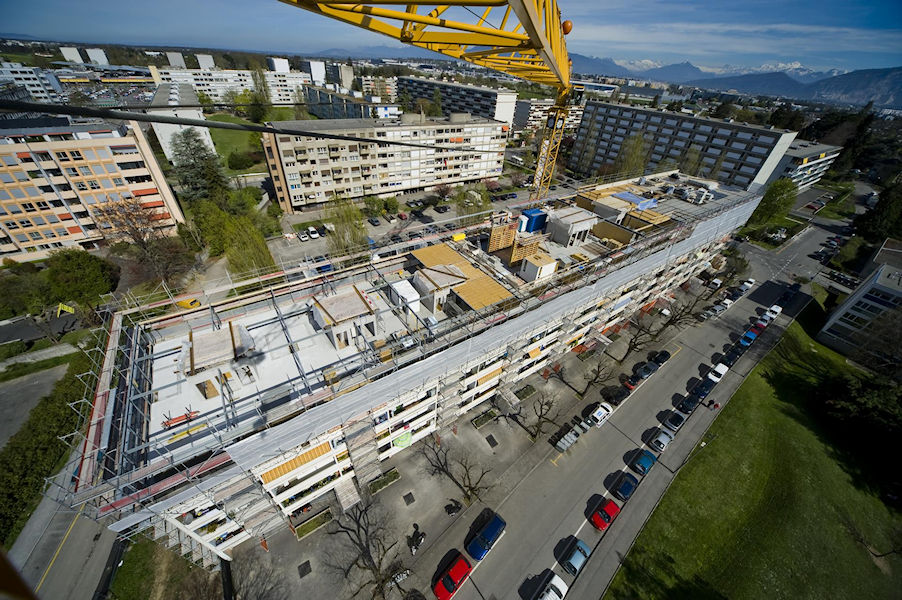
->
[0,343,77,372]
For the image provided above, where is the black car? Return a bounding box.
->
[636,361,659,379]
[407,231,422,240]
[367,217,381,226]
[721,347,743,367]
[601,385,630,406]
[651,350,671,366]
[676,395,699,415]
[390,234,403,244]
[694,378,716,399]
[435,205,450,213]
[411,209,425,219]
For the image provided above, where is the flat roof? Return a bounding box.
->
[267,114,498,132]
[412,243,513,311]
[785,138,843,158]
[150,83,200,108]
[315,286,375,324]
[524,252,555,267]
[0,118,121,136]
[400,75,516,96]
[307,85,398,107]
[873,238,902,270]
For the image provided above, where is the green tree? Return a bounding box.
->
[748,178,798,226]
[248,68,272,123]
[712,102,734,119]
[856,183,902,242]
[170,128,230,206]
[291,86,312,120]
[221,89,241,115]
[614,134,650,177]
[522,149,536,170]
[363,196,382,217]
[326,197,368,257]
[223,215,275,273]
[665,100,682,112]
[227,151,255,170]
[432,88,443,116]
[44,250,119,307]
[651,94,660,108]
[398,91,413,112]
[680,144,703,177]
[382,196,399,214]
[196,90,214,113]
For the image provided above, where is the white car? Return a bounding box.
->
[765,304,783,320]
[707,363,729,383]
[297,231,309,242]
[307,226,320,239]
[590,402,614,428]
[650,429,674,452]
[537,574,569,600]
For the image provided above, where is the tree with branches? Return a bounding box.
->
[420,437,492,503]
[326,498,408,600]
[581,358,615,396]
[433,183,453,203]
[525,391,562,439]
[609,315,659,364]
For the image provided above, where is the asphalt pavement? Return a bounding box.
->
[0,364,69,450]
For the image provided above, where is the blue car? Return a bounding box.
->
[739,330,758,347]
[613,471,639,501]
[630,449,657,476]
[694,378,716,399]
[465,513,506,561]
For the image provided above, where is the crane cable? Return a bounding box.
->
[0,99,489,153]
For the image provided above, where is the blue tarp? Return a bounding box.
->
[614,191,657,211]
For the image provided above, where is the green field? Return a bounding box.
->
[605,321,902,600]
[206,113,266,175]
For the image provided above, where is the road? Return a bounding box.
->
[0,364,69,449]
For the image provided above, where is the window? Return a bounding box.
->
[65,167,78,176]
[57,152,70,162]
[21,202,36,212]
[69,151,83,160]
[88,180,100,190]
[75,182,87,191]
[18,218,32,228]
[79,166,92,176]
[29,232,42,240]
[4,221,18,229]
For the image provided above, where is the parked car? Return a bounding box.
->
[443,223,457,232]
[385,214,398,224]
[307,226,320,239]
[390,234,403,244]
[408,231,422,240]
[738,279,756,293]
[398,212,408,220]
[703,304,727,319]
[622,375,639,390]
[650,429,674,452]
[651,350,671,366]
[561,538,591,576]
[602,386,630,406]
[465,513,506,561]
[537,574,569,600]
[707,363,729,383]
[435,205,451,213]
[590,498,621,531]
[367,217,381,227]
[613,471,640,501]
[739,330,758,347]
[636,361,659,379]
[765,305,783,320]
[750,324,766,336]
[721,347,743,367]
[433,552,471,600]
[589,402,614,427]
[663,411,685,432]
[629,449,657,475]
[297,231,309,242]
[694,378,716,398]
[676,395,700,416]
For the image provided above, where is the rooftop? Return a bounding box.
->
[267,113,498,132]
[0,118,121,137]
[149,83,200,109]
[873,238,902,270]
[400,75,516,96]
[412,243,514,311]
[784,138,843,158]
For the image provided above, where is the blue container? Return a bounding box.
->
[521,209,547,233]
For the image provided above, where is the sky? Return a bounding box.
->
[1,0,901,72]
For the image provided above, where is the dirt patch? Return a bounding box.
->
[148,544,175,600]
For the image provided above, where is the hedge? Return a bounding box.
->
[0,352,92,548]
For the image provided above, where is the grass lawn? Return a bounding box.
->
[207,113,266,175]
[605,322,902,600]
[110,537,209,600]
[0,353,78,383]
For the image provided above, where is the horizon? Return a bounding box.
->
[1,0,900,72]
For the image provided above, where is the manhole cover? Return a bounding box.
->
[403,492,415,505]
[297,561,311,579]
[486,434,498,448]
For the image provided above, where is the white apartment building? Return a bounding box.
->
[196,54,216,70]
[0,118,184,261]
[325,63,354,89]
[513,98,584,131]
[267,57,290,73]
[90,172,760,568]
[60,47,83,63]
[303,85,400,120]
[398,76,517,125]
[147,84,216,163]
[0,62,64,103]
[149,66,311,104]
[767,139,842,191]
[264,113,505,211]
[300,60,326,85]
[359,76,397,101]
[570,100,798,191]
[85,48,109,65]
[166,52,186,69]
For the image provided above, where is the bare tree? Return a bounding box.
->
[325,498,407,600]
[231,548,290,600]
[654,287,708,337]
[608,316,658,364]
[420,437,492,503]
[581,359,615,396]
[525,391,562,439]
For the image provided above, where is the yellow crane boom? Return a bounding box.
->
[278,0,574,202]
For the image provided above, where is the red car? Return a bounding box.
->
[751,324,765,336]
[398,212,408,220]
[590,498,621,531]
[433,552,472,600]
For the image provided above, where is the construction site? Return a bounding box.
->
[49,171,761,568]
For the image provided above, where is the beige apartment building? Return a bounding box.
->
[263,113,506,212]
[0,118,184,260]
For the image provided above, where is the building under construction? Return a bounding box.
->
[55,172,760,568]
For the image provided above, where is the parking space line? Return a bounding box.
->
[550,454,562,467]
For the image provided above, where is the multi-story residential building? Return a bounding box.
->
[196,54,216,70]
[325,63,354,89]
[398,76,517,125]
[267,57,290,73]
[303,85,400,120]
[300,59,326,85]
[0,118,184,260]
[570,100,798,191]
[0,62,64,103]
[85,48,109,66]
[767,139,842,191]
[149,66,311,105]
[0,81,39,120]
[60,47,83,63]
[263,113,505,211]
[67,172,759,568]
[512,98,584,131]
[818,238,902,356]
[147,84,215,162]
[166,52,186,69]
[359,75,397,101]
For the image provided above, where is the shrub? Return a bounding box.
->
[227,151,255,170]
